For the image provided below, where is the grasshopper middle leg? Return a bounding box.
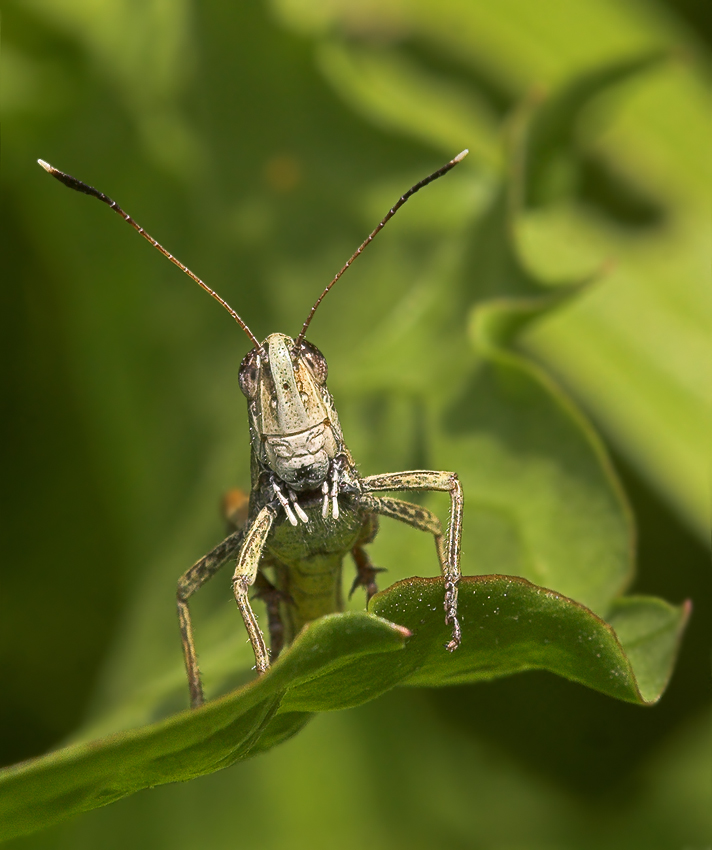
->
[177,528,246,709]
[349,512,385,602]
[361,471,463,650]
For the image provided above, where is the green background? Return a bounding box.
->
[1,0,710,846]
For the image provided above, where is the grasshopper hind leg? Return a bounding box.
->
[177,528,245,709]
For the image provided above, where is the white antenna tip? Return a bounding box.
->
[37,159,52,172]
[453,149,469,163]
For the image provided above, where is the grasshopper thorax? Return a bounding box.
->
[239,333,341,491]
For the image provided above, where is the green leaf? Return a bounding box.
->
[0,578,687,841]
[605,596,693,704]
[0,614,409,842]
[370,577,688,702]
[438,349,633,617]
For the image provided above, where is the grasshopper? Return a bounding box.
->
[39,151,467,708]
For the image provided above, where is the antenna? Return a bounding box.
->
[294,149,469,349]
[37,160,263,353]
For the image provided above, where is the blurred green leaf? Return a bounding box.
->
[316,42,500,169]
[274,0,712,537]
[519,49,669,206]
[22,0,202,174]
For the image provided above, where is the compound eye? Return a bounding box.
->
[238,349,260,399]
[298,339,328,384]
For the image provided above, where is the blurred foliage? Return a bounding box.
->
[1,0,710,847]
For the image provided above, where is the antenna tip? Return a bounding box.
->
[37,159,53,173]
[453,149,469,163]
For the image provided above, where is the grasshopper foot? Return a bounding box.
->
[350,545,386,602]
[445,615,462,652]
[444,576,461,651]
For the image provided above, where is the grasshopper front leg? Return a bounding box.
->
[177,504,276,709]
[231,504,277,676]
[224,488,288,659]
[361,471,463,650]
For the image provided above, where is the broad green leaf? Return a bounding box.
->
[371,577,688,703]
[0,614,408,842]
[0,578,688,841]
[519,50,669,206]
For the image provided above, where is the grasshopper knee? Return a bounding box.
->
[231,575,251,598]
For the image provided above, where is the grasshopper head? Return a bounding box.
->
[238,333,340,491]
[38,152,466,495]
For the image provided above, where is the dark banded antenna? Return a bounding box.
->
[294,149,469,350]
[37,159,263,353]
